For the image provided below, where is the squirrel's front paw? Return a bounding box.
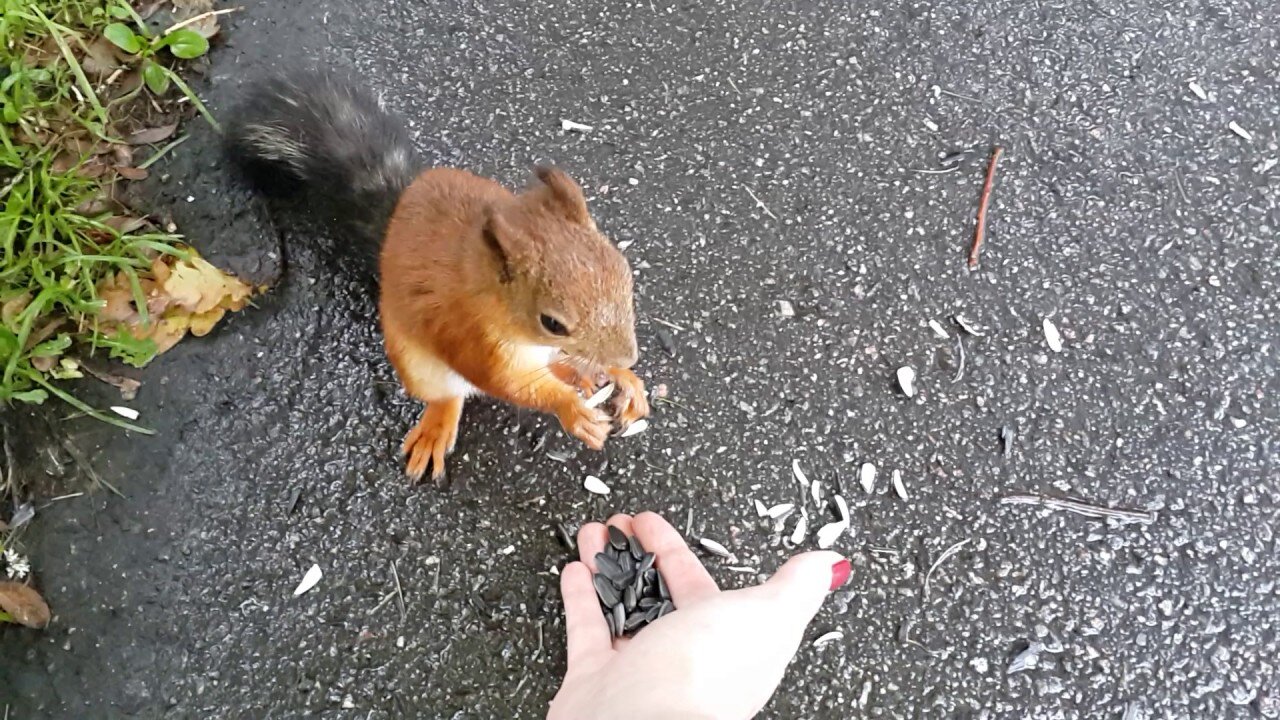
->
[402,398,464,484]
[606,367,650,428]
[557,399,612,450]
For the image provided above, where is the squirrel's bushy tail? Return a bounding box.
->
[225,70,419,254]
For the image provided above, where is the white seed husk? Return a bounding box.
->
[584,384,615,408]
[816,521,848,549]
[1228,121,1252,141]
[813,630,845,647]
[584,475,611,495]
[619,419,649,438]
[754,499,769,518]
[778,300,795,317]
[699,537,734,559]
[833,495,850,525]
[791,459,809,487]
[110,405,139,420]
[1188,80,1207,100]
[790,509,809,544]
[293,564,322,597]
[766,503,795,519]
[928,319,949,339]
[892,469,908,500]
[954,314,985,336]
[859,463,876,494]
[560,118,594,132]
[810,479,822,506]
[1043,318,1063,352]
[897,366,916,397]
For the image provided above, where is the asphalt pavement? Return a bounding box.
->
[2,0,1278,717]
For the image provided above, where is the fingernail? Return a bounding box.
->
[829,558,851,591]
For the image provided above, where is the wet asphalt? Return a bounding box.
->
[2,0,1279,717]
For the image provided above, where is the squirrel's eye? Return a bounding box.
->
[540,314,570,337]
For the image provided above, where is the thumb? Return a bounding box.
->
[762,551,849,622]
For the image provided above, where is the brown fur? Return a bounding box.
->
[379,167,649,481]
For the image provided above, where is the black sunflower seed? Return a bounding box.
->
[628,535,646,560]
[612,602,626,638]
[593,574,621,607]
[618,551,636,576]
[595,553,628,585]
[624,585,638,612]
[644,603,663,622]
[657,600,674,618]
[607,525,628,551]
[637,552,655,576]
[605,609,618,637]
[657,571,670,600]
[631,570,645,599]
[638,597,660,610]
[623,612,647,631]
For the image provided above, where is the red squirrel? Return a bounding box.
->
[226,71,649,482]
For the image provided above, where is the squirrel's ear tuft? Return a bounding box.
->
[533,166,592,226]
[481,209,516,284]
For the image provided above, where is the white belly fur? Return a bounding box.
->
[399,343,557,401]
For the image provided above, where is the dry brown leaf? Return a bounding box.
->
[81,363,142,400]
[105,216,150,235]
[114,166,149,181]
[127,124,178,146]
[32,356,57,372]
[99,284,139,323]
[110,143,134,166]
[2,293,31,329]
[147,315,191,354]
[150,256,172,283]
[81,36,121,77]
[25,318,65,350]
[163,255,253,314]
[0,582,51,629]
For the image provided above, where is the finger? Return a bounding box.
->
[632,511,719,607]
[602,513,635,539]
[576,522,610,570]
[559,561,613,671]
[761,551,848,625]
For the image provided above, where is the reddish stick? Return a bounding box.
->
[967,145,1004,270]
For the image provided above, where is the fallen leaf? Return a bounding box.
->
[81,36,122,77]
[0,582,51,628]
[105,215,150,234]
[2,292,32,329]
[126,124,178,145]
[188,307,226,337]
[114,166,149,181]
[163,254,253,314]
[80,363,142,400]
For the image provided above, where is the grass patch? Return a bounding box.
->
[1,0,234,432]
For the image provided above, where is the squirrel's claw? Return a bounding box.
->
[558,399,612,450]
[606,367,650,428]
[402,398,464,484]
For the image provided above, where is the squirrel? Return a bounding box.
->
[225,70,649,482]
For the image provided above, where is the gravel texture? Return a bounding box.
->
[2,0,1278,717]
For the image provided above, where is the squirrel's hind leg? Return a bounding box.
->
[402,397,465,484]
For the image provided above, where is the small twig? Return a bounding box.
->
[967,146,1004,270]
[533,621,545,661]
[907,165,959,175]
[923,538,972,599]
[0,171,25,201]
[163,7,240,35]
[952,336,966,383]
[39,492,85,509]
[367,590,397,616]
[742,185,779,220]
[684,507,693,537]
[59,436,124,498]
[432,560,442,595]
[391,560,406,622]
[939,88,982,103]
[1172,167,1190,205]
[727,76,743,98]
[1000,494,1156,525]
[650,317,687,332]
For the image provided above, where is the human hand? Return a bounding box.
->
[548,512,850,720]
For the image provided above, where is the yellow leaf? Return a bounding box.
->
[188,307,226,337]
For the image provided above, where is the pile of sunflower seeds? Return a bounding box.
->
[593,525,674,637]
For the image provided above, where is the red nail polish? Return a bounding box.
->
[829,558,851,591]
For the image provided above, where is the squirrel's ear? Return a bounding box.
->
[533,166,592,226]
[481,210,516,284]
